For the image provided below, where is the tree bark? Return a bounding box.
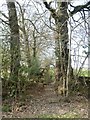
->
[7,2,20,81]
[43,1,71,96]
[54,2,69,96]
[33,30,37,58]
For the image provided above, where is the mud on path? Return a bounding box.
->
[2,83,88,118]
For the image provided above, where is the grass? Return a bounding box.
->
[79,69,89,77]
[74,69,89,77]
[37,112,81,118]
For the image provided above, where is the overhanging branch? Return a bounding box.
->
[70,1,90,16]
[43,1,57,19]
[43,1,90,19]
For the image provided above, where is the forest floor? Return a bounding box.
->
[2,83,88,118]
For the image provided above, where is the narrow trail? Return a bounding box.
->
[2,84,88,118]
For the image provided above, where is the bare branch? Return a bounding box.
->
[0,11,8,19]
[70,1,90,16]
[43,1,57,19]
[0,18,9,25]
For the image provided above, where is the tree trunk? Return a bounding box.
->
[43,1,72,96]
[21,9,31,80]
[7,2,20,81]
[54,2,69,96]
[88,10,90,77]
[33,30,37,58]
[88,10,90,99]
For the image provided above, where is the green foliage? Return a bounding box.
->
[79,69,88,77]
[73,69,88,77]
[1,36,10,79]
[19,57,41,82]
[2,80,18,99]
[43,67,55,84]
[49,68,55,81]
[29,57,40,76]
[60,112,80,118]
[20,57,40,76]
[19,65,29,76]
[2,105,12,112]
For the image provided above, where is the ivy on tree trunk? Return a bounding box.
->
[7,2,20,82]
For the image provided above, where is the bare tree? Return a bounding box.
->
[16,2,31,80]
[43,1,70,96]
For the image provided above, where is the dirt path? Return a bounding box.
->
[2,84,88,118]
